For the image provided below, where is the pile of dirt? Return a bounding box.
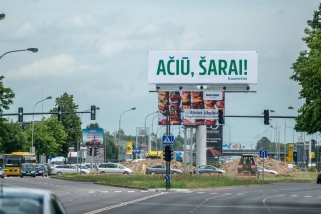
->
[122,159,185,173]
[221,154,297,175]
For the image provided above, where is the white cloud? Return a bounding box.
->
[5,54,82,80]
[98,40,130,57]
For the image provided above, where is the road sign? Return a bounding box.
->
[164,174,170,180]
[260,150,268,158]
[132,147,141,154]
[162,135,174,145]
[303,156,307,161]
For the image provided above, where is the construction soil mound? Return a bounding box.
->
[121,154,296,175]
[122,159,185,173]
[221,154,297,175]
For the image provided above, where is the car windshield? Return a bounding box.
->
[22,165,34,170]
[0,192,43,214]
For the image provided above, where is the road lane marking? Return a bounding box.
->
[83,192,167,214]
[262,195,284,209]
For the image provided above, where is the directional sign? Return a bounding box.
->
[132,148,141,154]
[164,174,170,180]
[260,150,268,158]
[303,156,307,161]
[162,135,174,145]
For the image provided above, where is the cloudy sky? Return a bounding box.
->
[1,1,319,148]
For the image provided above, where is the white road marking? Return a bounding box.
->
[304,196,312,197]
[262,195,284,208]
[114,191,121,193]
[128,191,135,193]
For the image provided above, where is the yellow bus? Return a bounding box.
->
[4,152,37,177]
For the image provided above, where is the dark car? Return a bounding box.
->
[194,165,226,174]
[20,163,36,178]
[34,164,49,177]
[145,165,182,175]
[317,171,321,183]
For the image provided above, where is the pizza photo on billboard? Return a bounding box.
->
[158,91,168,105]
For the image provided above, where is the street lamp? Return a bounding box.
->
[0,14,5,20]
[31,96,52,153]
[144,111,158,152]
[118,107,136,155]
[0,48,38,60]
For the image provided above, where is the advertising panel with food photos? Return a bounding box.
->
[158,91,225,125]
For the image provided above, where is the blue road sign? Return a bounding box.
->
[162,135,174,145]
[164,174,170,180]
[132,148,141,154]
[260,150,268,158]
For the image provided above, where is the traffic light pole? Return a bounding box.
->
[165,113,171,190]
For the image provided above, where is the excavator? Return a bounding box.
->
[236,154,260,179]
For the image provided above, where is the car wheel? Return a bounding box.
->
[42,173,44,177]
[172,171,178,175]
[57,172,62,175]
[123,171,129,175]
[150,171,156,175]
[100,171,106,174]
[33,175,36,177]
[81,171,86,174]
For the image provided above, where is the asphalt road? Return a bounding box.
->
[1,176,321,214]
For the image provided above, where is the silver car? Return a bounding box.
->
[145,165,182,175]
[96,163,133,174]
[194,165,226,174]
[0,167,4,178]
[0,187,67,214]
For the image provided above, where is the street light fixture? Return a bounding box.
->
[0,14,5,20]
[144,111,158,152]
[31,96,52,153]
[0,48,38,60]
[118,107,136,155]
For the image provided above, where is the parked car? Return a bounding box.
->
[96,163,133,174]
[76,165,90,174]
[145,165,182,175]
[257,166,278,175]
[0,167,4,178]
[51,164,89,175]
[193,165,225,174]
[317,171,321,184]
[85,163,97,170]
[0,187,67,214]
[20,163,36,178]
[34,164,49,177]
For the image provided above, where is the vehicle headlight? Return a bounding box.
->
[21,171,26,173]
[31,171,35,173]
[39,171,43,173]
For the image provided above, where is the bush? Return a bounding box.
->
[308,166,317,172]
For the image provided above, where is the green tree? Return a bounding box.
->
[0,120,28,154]
[104,131,118,160]
[0,76,15,150]
[86,123,100,129]
[23,116,67,157]
[291,4,321,134]
[50,93,81,156]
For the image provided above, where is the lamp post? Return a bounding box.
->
[0,14,5,20]
[0,48,38,60]
[144,111,158,152]
[31,96,52,153]
[270,118,279,159]
[270,110,286,161]
[118,107,136,156]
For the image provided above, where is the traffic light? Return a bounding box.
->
[91,105,96,120]
[83,158,86,163]
[94,147,100,156]
[164,145,172,161]
[73,142,80,151]
[264,110,269,125]
[58,106,62,121]
[87,147,93,156]
[218,109,224,125]
[18,107,23,122]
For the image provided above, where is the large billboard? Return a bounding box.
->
[158,91,225,125]
[82,129,104,148]
[148,51,258,84]
[206,125,223,162]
